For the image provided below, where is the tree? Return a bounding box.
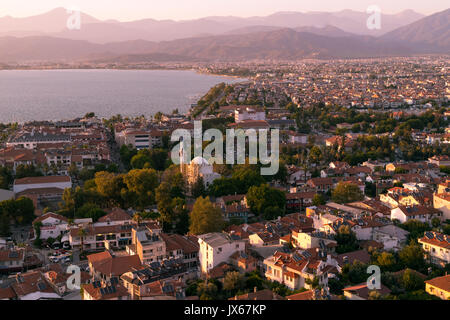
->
[189,196,225,235]
[245,271,264,291]
[342,260,369,284]
[0,197,35,225]
[232,165,265,193]
[368,290,381,300]
[223,271,245,293]
[308,146,323,164]
[0,166,12,189]
[130,150,151,169]
[197,281,218,300]
[120,144,138,170]
[399,220,431,242]
[154,112,163,122]
[155,182,189,233]
[123,169,159,209]
[331,182,364,204]
[161,165,186,198]
[75,203,106,222]
[263,206,282,220]
[335,225,359,254]
[305,276,320,289]
[246,184,286,216]
[365,182,377,198]
[400,269,424,292]
[0,213,10,237]
[312,194,326,206]
[191,177,206,199]
[15,164,43,179]
[431,217,441,228]
[398,243,426,271]
[375,252,397,272]
[68,163,79,179]
[94,171,126,206]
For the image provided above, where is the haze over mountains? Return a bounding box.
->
[0,8,448,63]
[0,8,425,42]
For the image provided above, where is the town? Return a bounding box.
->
[0,56,449,301]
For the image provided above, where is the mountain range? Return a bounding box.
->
[0,8,426,42]
[0,8,448,63]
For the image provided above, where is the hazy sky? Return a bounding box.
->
[0,0,447,21]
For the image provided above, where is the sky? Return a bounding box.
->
[0,0,448,21]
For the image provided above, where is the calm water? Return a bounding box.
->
[0,69,245,123]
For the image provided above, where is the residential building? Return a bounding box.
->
[129,225,166,264]
[234,106,266,123]
[82,282,129,300]
[263,249,331,291]
[390,205,442,224]
[121,259,188,300]
[87,251,143,283]
[418,232,450,267]
[343,283,391,300]
[425,275,450,300]
[32,212,69,240]
[197,233,246,274]
[13,175,72,194]
[433,193,450,220]
[0,249,25,273]
[69,224,133,251]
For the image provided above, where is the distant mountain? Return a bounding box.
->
[0,29,412,63]
[2,8,448,64]
[208,10,426,36]
[0,8,99,33]
[138,29,411,61]
[0,8,426,43]
[226,25,357,38]
[293,26,357,38]
[381,8,450,51]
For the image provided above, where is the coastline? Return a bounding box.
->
[0,65,252,78]
[0,68,247,124]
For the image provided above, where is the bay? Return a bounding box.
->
[0,69,245,123]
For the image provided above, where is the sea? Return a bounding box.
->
[0,69,246,123]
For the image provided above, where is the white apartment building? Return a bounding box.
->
[234,106,266,123]
[390,205,442,224]
[115,129,163,150]
[32,212,69,240]
[198,233,245,274]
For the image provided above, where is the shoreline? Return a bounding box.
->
[0,66,253,79]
